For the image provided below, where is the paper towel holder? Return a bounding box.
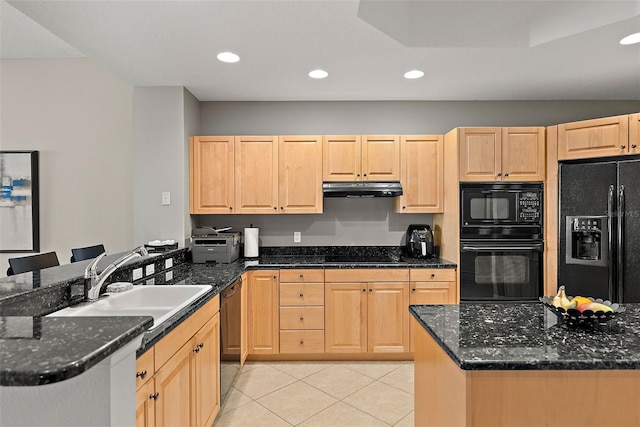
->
[243,224,259,258]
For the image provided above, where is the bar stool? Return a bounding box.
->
[70,244,106,263]
[7,252,60,276]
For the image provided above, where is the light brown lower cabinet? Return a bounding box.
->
[247,270,280,354]
[324,269,410,354]
[135,295,220,427]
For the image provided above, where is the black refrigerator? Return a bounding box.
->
[559,159,640,302]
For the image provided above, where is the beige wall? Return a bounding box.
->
[0,58,134,274]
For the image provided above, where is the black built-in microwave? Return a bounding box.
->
[460,182,543,240]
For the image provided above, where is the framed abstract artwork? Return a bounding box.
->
[0,151,40,252]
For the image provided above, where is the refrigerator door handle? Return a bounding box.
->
[618,185,625,302]
[608,185,615,301]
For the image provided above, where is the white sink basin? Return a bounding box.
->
[49,285,211,330]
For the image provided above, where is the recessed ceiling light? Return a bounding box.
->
[620,32,640,45]
[217,51,240,63]
[404,70,424,79]
[308,69,328,79]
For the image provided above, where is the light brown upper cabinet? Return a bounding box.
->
[190,136,235,214]
[459,127,545,182]
[394,135,444,213]
[235,136,279,214]
[628,113,639,156]
[323,135,400,181]
[558,115,633,160]
[278,136,323,214]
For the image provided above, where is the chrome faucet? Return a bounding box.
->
[84,245,149,300]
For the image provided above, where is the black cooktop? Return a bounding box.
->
[323,255,395,263]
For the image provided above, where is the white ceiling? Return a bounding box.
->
[1,0,639,101]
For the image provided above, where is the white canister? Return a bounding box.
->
[244,227,259,258]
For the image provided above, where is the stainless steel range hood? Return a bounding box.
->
[322,182,403,197]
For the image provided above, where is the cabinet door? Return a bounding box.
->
[325,283,367,353]
[323,135,362,181]
[190,136,235,214]
[154,341,194,427]
[235,136,279,213]
[629,113,640,156]
[193,314,220,427]
[362,135,400,181]
[396,135,444,213]
[279,135,323,213]
[558,115,629,160]
[459,128,502,182]
[247,270,280,354]
[501,127,546,181]
[135,380,156,427]
[367,283,409,353]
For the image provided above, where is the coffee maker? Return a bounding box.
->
[406,224,435,259]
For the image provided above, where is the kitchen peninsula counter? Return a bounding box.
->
[1,248,456,386]
[410,303,640,426]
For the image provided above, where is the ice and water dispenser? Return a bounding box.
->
[565,216,608,267]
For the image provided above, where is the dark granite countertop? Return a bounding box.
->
[1,248,455,386]
[409,303,640,370]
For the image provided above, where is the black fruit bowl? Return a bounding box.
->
[539,296,625,327]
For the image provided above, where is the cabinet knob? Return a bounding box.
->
[504,173,509,177]
[299,340,304,345]
[412,288,416,292]
[369,289,373,292]
[229,207,233,210]
[299,274,304,278]
[632,144,637,149]
[273,276,277,279]
[136,370,147,379]
[280,206,283,210]
[273,206,277,210]
[299,317,304,321]
[299,293,304,297]
[497,172,502,177]
[621,145,627,149]
[431,273,436,278]
[402,206,406,209]
[362,288,366,292]
[150,393,159,400]
[363,173,367,177]
[193,346,200,353]
[199,342,204,349]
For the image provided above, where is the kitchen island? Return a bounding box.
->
[410,303,640,427]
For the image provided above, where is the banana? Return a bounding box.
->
[552,286,565,308]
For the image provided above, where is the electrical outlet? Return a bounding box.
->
[146,278,155,286]
[145,264,155,276]
[165,258,173,269]
[161,192,171,206]
[133,268,143,280]
[165,270,174,281]
[294,231,301,243]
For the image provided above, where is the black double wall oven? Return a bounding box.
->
[459,182,544,302]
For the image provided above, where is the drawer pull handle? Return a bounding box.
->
[150,393,159,400]
[136,370,147,379]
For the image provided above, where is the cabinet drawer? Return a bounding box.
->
[410,269,456,282]
[280,307,324,330]
[279,269,324,283]
[325,268,409,283]
[280,283,324,306]
[135,347,155,389]
[280,330,325,353]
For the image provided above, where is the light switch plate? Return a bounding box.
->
[133,268,143,280]
[165,270,173,281]
[294,231,301,243]
[161,192,171,205]
[165,258,173,269]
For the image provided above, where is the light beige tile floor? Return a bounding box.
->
[214,361,414,427]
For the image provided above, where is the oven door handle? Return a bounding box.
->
[461,243,544,251]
